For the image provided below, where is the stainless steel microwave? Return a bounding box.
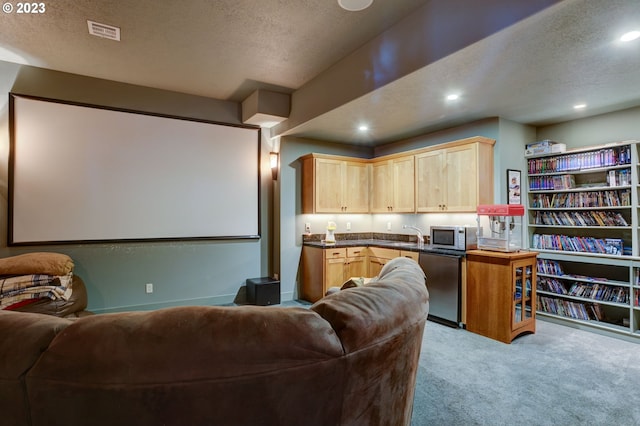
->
[430,226,477,251]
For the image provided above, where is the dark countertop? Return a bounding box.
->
[302,239,467,257]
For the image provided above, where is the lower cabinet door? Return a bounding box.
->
[325,258,346,290]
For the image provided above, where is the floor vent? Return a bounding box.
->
[87,20,121,41]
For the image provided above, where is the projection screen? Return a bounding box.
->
[8,94,260,245]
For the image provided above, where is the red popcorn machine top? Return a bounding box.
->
[476,204,525,252]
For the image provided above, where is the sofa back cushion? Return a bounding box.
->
[26,305,346,426]
[311,256,428,353]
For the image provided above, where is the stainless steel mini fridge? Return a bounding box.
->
[419,251,463,328]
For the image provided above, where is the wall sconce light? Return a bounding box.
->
[269,152,279,180]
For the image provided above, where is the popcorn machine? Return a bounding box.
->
[476,204,524,252]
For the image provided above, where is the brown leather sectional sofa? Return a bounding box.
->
[0,257,429,426]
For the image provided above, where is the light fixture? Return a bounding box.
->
[358,124,369,131]
[338,0,373,12]
[620,31,640,42]
[269,152,279,180]
[573,103,587,110]
[446,93,460,101]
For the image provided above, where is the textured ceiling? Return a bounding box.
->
[1,0,639,146]
[0,0,429,101]
[285,0,640,144]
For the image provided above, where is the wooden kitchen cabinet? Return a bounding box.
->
[345,247,368,278]
[301,154,369,213]
[300,136,493,215]
[301,246,369,302]
[416,137,494,212]
[368,248,419,276]
[325,249,347,289]
[301,245,420,302]
[367,247,402,277]
[465,250,538,344]
[367,256,387,278]
[370,155,415,213]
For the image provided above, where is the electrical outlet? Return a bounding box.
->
[305,223,311,233]
[145,283,153,294]
[346,222,351,231]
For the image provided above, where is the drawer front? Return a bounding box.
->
[346,246,366,257]
[400,250,419,261]
[324,248,346,259]
[367,247,399,259]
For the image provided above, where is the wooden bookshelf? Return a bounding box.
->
[526,140,640,341]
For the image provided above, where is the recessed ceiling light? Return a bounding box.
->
[358,125,369,131]
[620,31,640,42]
[338,0,373,12]
[446,93,460,101]
[573,103,587,110]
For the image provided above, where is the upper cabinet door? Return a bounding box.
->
[343,161,370,213]
[371,156,415,213]
[445,143,479,212]
[315,158,344,213]
[392,156,415,213]
[370,160,392,212]
[416,150,446,212]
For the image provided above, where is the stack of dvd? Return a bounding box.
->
[525,140,566,156]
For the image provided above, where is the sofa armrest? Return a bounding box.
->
[311,257,429,353]
[0,311,71,425]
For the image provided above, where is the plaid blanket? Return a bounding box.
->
[0,273,73,309]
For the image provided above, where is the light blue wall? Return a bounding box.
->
[497,118,537,204]
[278,137,372,298]
[373,118,500,157]
[536,106,640,148]
[0,62,271,312]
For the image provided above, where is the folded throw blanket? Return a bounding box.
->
[0,273,73,309]
[0,252,74,276]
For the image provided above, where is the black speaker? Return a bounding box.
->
[246,277,280,306]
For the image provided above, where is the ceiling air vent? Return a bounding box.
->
[87,20,121,41]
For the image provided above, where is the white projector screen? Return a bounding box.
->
[9,94,260,245]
